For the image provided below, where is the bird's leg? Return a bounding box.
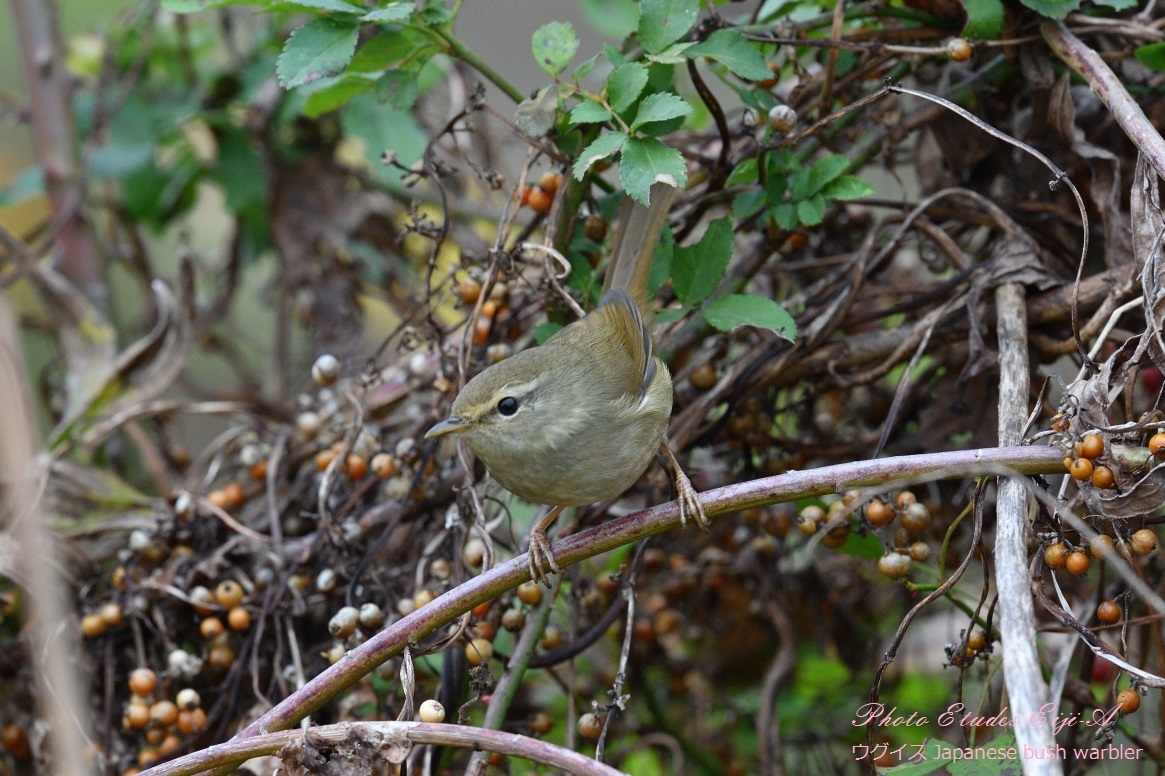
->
[660,442,709,532]
[528,505,565,587]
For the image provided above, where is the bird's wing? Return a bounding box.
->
[594,288,656,401]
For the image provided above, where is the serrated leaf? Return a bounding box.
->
[361,2,413,22]
[960,0,1003,39]
[1015,0,1078,18]
[374,69,419,109]
[573,131,628,179]
[685,29,770,80]
[0,167,44,206]
[796,194,826,226]
[573,54,600,83]
[646,41,694,64]
[631,92,692,130]
[604,44,626,67]
[638,0,699,55]
[532,21,578,76]
[302,74,374,117]
[266,0,362,13]
[820,175,874,202]
[671,217,732,307]
[569,99,615,125]
[701,294,796,339]
[515,86,560,137]
[349,30,431,72]
[607,63,648,112]
[1135,42,1165,71]
[277,18,359,89]
[725,157,758,186]
[618,136,686,205]
[792,154,849,199]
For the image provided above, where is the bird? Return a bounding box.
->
[426,182,707,584]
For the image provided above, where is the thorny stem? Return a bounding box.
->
[200,445,1064,767]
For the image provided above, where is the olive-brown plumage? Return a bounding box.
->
[426,183,706,583]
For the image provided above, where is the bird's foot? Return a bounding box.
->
[527,527,561,587]
[675,468,709,532]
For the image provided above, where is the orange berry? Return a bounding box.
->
[128,668,158,697]
[314,449,337,471]
[1096,600,1121,625]
[227,606,251,631]
[689,362,717,390]
[1090,534,1115,559]
[966,629,986,652]
[177,708,207,735]
[578,712,604,740]
[1090,465,1115,489]
[371,453,397,478]
[1065,551,1090,575]
[866,499,894,527]
[539,172,562,194]
[517,581,543,606]
[519,185,533,207]
[150,700,178,727]
[346,454,368,480]
[1043,542,1068,569]
[465,637,493,666]
[1080,434,1104,459]
[1149,432,1165,459]
[1130,528,1157,556]
[527,187,553,214]
[123,702,150,730]
[1117,688,1140,713]
[222,482,245,508]
[458,278,482,305]
[249,460,268,482]
[81,613,107,638]
[471,600,492,618]
[1066,458,1093,481]
[0,724,29,759]
[208,643,235,670]
[214,580,244,609]
[946,37,972,61]
[207,489,231,509]
[200,617,225,640]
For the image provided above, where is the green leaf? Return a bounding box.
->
[569,99,615,125]
[1135,42,1165,71]
[631,92,692,130]
[581,0,640,39]
[375,69,419,109]
[796,194,826,226]
[731,189,766,219]
[671,217,732,307]
[573,131,628,179]
[0,167,44,206]
[533,322,564,343]
[301,74,373,117]
[349,29,433,72]
[266,0,362,13]
[618,136,687,206]
[607,63,649,112]
[654,308,684,323]
[820,175,874,202]
[341,91,427,187]
[638,0,699,55]
[701,294,796,339]
[215,129,266,211]
[960,0,1003,39]
[725,157,758,186]
[532,21,578,77]
[162,0,247,13]
[1093,0,1137,8]
[361,2,413,22]
[277,18,360,89]
[791,154,848,199]
[771,202,797,230]
[1015,0,1077,18]
[645,41,694,64]
[647,225,675,293]
[685,29,770,81]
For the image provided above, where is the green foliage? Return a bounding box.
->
[531,21,578,76]
[959,0,1004,39]
[730,150,873,230]
[638,0,699,55]
[1135,42,1165,71]
[685,28,771,80]
[275,18,360,88]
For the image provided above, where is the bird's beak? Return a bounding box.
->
[425,416,472,439]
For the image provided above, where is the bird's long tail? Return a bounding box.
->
[601,182,678,304]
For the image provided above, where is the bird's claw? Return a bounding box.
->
[675,470,709,532]
[527,527,560,587]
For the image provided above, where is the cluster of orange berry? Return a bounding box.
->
[1043,529,1156,578]
[120,668,206,771]
[517,172,563,215]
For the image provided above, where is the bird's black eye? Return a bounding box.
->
[497,396,519,416]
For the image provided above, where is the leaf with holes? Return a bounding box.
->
[618,136,686,205]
